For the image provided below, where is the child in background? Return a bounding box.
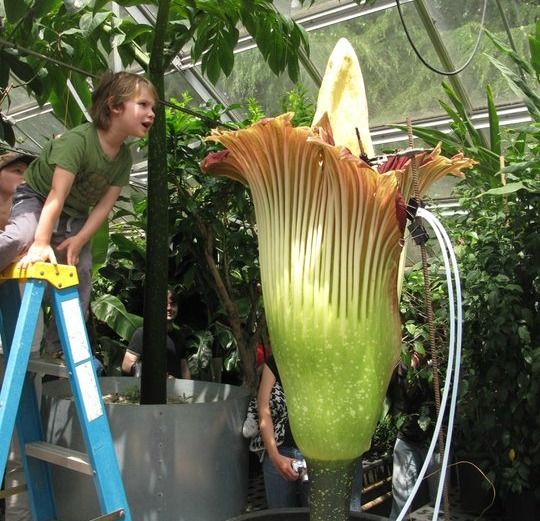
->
[0,71,156,354]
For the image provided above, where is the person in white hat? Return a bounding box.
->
[0,149,39,521]
[0,151,35,230]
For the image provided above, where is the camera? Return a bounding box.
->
[291,459,309,482]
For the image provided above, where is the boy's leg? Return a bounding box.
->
[44,216,92,355]
[0,186,42,272]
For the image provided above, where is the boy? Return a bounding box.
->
[0,71,156,354]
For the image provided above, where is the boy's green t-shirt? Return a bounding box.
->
[25,123,132,217]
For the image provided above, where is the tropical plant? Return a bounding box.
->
[404,20,540,508]
[202,38,473,521]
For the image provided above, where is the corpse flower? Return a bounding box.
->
[202,39,474,521]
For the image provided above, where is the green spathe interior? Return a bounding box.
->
[270,311,400,461]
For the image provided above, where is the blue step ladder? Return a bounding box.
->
[0,262,131,521]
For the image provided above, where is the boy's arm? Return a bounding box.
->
[58,184,122,265]
[19,167,74,267]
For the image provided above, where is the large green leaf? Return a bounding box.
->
[529,21,540,77]
[0,51,10,88]
[91,220,110,275]
[0,118,16,146]
[486,85,500,156]
[91,294,143,342]
[480,182,526,196]
[4,0,28,22]
[441,83,484,146]
[485,28,534,76]
[33,0,63,18]
[392,124,461,151]
[217,27,237,77]
[191,17,214,62]
[79,11,110,38]
[202,46,222,84]
[110,233,146,259]
[487,55,540,121]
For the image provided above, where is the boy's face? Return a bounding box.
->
[0,160,27,197]
[114,85,156,138]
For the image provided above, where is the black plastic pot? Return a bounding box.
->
[228,508,387,521]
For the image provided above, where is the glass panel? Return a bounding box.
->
[197,51,319,117]
[3,79,38,115]
[304,0,535,126]
[420,0,537,108]
[164,70,204,104]
[12,112,66,151]
[275,0,346,17]
[10,126,43,154]
[307,3,444,127]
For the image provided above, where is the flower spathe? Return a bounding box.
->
[202,113,474,462]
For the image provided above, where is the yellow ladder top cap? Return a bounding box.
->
[0,262,79,289]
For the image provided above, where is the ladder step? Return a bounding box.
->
[25,441,92,476]
[89,510,127,520]
[27,358,68,378]
[0,483,27,500]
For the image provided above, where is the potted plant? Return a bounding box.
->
[40,375,250,521]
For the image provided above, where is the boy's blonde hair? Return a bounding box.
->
[90,71,157,129]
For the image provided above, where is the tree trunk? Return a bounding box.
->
[196,219,258,391]
[140,0,170,405]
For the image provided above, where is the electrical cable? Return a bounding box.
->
[395,207,462,521]
[395,0,488,76]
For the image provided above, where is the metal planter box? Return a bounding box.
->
[41,377,250,521]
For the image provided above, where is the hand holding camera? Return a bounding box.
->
[291,459,309,482]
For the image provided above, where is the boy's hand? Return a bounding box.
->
[57,235,84,265]
[18,243,58,268]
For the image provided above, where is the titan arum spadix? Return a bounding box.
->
[202,38,474,521]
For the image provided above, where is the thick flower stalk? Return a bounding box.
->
[202,39,473,521]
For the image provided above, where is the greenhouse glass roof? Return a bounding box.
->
[1,0,536,186]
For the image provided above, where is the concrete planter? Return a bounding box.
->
[228,508,387,521]
[41,377,250,521]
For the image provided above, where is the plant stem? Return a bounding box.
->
[307,457,357,521]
